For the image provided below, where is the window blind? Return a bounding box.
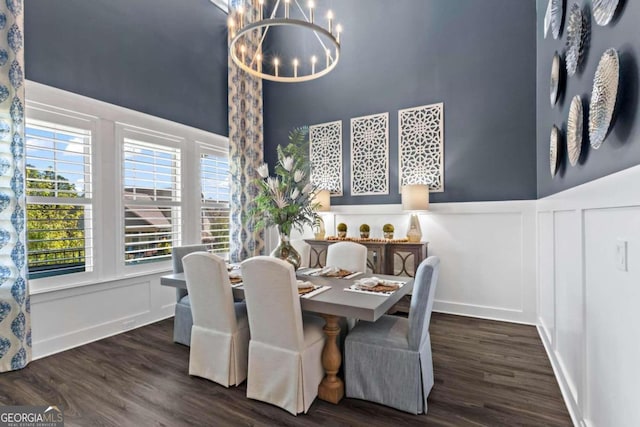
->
[123,139,181,265]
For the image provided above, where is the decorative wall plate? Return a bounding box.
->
[567,95,583,166]
[592,0,619,26]
[544,0,552,38]
[550,125,560,178]
[550,52,561,106]
[565,3,583,76]
[589,48,619,149]
[550,0,564,40]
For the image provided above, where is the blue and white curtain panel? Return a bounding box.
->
[228,1,265,262]
[0,0,30,372]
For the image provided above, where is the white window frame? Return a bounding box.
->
[25,104,99,290]
[116,124,184,277]
[25,81,229,294]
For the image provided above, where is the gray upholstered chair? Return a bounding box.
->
[172,244,208,346]
[344,256,440,414]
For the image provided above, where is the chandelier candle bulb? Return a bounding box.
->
[240,44,246,63]
[237,5,244,27]
[311,55,317,74]
[274,58,280,77]
[308,1,315,24]
[336,24,342,43]
[258,0,264,20]
[293,58,299,78]
[326,48,330,68]
[327,10,334,34]
[256,53,262,72]
[285,0,290,19]
[227,17,235,38]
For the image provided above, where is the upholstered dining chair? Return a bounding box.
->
[241,256,326,415]
[182,252,250,387]
[326,241,368,330]
[344,256,440,414]
[172,244,208,345]
[325,241,367,273]
[290,239,311,268]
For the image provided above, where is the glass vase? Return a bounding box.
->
[270,224,301,270]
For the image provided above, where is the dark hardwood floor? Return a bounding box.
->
[0,313,572,426]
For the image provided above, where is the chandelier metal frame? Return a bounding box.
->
[228,0,342,83]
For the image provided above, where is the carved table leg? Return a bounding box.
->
[318,314,344,404]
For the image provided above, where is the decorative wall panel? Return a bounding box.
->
[309,120,342,195]
[399,103,444,192]
[350,113,388,196]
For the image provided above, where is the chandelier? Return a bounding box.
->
[228,0,342,83]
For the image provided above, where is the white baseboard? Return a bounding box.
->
[33,312,175,361]
[538,324,584,427]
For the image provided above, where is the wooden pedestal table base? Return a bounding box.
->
[318,314,344,404]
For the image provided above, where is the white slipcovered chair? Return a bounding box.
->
[325,241,367,273]
[172,244,208,345]
[241,256,326,415]
[326,241,368,330]
[345,256,440,414]
[290,239,311,268]
[182,252,250,387]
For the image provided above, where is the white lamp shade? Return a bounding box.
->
[313,189,331,212]
[401,184,429,211]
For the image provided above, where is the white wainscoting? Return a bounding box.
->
[537,164,640,427]
[31,272,176,359]
[286,200,538,325]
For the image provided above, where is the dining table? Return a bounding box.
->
[160,268,414,404]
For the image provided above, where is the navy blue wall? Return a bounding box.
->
[263,0,537,204]
[25,0,229,136]
[537,0,640,197]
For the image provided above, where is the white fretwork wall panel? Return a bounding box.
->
[309,120,342,196]
[399,102,444,192]
[350,113,389,196]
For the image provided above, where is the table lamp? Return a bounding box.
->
[312,189,330,239]
[401,184,429,242]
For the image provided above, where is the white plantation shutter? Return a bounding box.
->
[25,119,93,279]
[123,139,181,264]
[200,148,230,253]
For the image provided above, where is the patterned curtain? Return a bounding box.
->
[0,0,30,372]
[228,1,265,262]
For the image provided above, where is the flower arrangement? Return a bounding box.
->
[251,127,318,239]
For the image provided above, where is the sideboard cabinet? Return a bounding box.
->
[303,239,428,278]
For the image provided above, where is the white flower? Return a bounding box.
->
[293,170,305,183]
[267,177,280,193]
[256,163,269,178]
[274,191,288,209]
[302,182,313,194]
[291,188,300,200]
[281,156,294,172]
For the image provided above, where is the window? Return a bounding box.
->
[200,148,230,253]
[123,139,181,265]
[25,119,93,279]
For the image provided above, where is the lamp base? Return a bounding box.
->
[406,214,422,242]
